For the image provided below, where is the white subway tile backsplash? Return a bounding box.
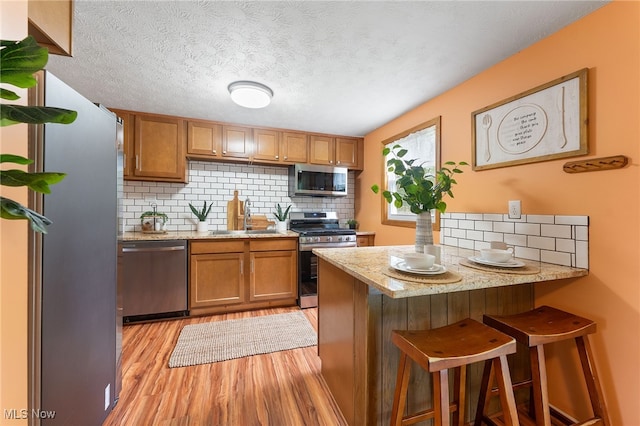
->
[123,161,355,232]
[441,212,589,268]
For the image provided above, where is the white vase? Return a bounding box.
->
[196,221,209,233]
[275,220,287,232]
[415,211,434,253]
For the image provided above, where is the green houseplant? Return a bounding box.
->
[1,36,78,233]
[189,201,212,232]
[371,144,468,251]
[273,203,291,232]
[346,219,358,229]
[140,210,169,232]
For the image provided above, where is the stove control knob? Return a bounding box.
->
[314,237,320,243]
[326,236,333,242]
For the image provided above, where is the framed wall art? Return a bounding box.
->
[472,68,588,171]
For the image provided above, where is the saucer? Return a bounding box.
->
[468,256,525,268]
[391,262,447,275]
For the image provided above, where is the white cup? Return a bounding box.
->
[403,253,436,270]
[424,244,442,264]
[490,241,514,251]
[480,248,514,263]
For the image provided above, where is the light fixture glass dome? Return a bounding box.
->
[228,81,273,109]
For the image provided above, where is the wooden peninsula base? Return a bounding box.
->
[315,246,588,425]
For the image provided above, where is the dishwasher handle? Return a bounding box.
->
[121,245,185,253]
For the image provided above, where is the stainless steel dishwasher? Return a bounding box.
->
[119,240,188,322]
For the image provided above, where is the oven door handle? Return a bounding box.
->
[299,243,357,251]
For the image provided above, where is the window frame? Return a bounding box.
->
[380,116,441,230]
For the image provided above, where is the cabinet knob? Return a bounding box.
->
[275,155,279,159]
[329,160,333,164]
[212,150,217,154]
[223,150,227,154]
[337,160,341,164]
[284,156,288,160]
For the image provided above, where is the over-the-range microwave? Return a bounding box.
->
[288,164,348,197]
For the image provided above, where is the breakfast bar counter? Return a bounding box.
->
[313,245,588,425]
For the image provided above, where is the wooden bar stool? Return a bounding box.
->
[390,318,520,426]
[477,305,610,426]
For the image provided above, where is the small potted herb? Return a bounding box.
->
[140,211,169,232]
[346,219,358,230]
[273,203,291,232]
[189,201,213,233]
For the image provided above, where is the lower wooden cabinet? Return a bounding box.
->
[189,238,298,315]
[356,233,376,247]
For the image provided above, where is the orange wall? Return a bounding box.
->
[358,2,639,425]
[0,1,29,424]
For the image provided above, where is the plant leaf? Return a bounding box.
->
[0,153,33,165]
[0,169,66,193]
[0,196,52,233]
[0,36,48,88]
[371,184,379,193]
[0,88,20,100]
[1,105,77,127]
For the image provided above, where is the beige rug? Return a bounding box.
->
[168,311,317,368]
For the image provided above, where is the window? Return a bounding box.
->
[381,116,441,229]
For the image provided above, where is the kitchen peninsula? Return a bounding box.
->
[314,245,588,425]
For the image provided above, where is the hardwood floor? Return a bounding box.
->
[104,307,347,426]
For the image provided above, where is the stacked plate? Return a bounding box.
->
[467,256,525,268]
[391,261,448,275]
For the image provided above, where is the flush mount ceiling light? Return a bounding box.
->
[228,81,273,109]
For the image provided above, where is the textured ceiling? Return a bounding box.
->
[46,1,607,137]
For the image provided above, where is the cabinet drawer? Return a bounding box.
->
[249,239,297,252]
[190,240,245,254]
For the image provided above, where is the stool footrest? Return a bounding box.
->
[402,403,458,425]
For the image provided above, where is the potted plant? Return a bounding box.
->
[273,203,291,232]
[189,201,213,232]
[1,36,77,233]
[346,219,358,230]
[140,210,169,232]
[371,144,468,252]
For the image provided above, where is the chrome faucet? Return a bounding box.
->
[243,197,252,230]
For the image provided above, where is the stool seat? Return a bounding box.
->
[391,318,520,426]
[477,306,610,426]
[483,305,596,347]
[392,318,516,372]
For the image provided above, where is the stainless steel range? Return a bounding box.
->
[290,212,357,308]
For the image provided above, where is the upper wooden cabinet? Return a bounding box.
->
[111,109,187,183]
[310,135,363,170]
[252,128,280,163]
[187,120,223,159]
[335,137,362,169]
[222,125,253,160]
[281,131,308,164]
[28,0,73,56]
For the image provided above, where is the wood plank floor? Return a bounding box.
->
[103,307,347,426]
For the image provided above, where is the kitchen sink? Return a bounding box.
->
[210,229,279,235]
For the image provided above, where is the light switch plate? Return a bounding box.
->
[508,200,521,219]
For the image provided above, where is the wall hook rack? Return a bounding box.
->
[563,155,628,173]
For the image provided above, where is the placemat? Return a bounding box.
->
[458,258,540,275]
[383,267,463,284]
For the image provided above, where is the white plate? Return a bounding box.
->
[468,256,525,268]
[391,262,447,275]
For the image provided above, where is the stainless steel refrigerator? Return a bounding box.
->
[28,71,120,425]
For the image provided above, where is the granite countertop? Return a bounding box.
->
[313,245,588,298]
[120,230,299,241]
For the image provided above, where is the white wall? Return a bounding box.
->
[123,162,355,231]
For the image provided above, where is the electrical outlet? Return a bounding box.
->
[508,200,521,219]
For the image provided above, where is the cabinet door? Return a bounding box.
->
[281,132,308,164]
[190,253,245,308]
[356,235,375,247]
[187,120,222,158]
[28,0,73,56]
[252,128,280,163]
[222,125,252,160]
[335,137,359,168]
[134,114,186,181]
[250,250,297,302]
[309,135,335,165]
